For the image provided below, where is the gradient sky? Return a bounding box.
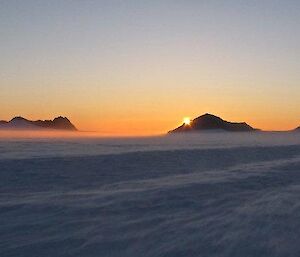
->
[1,0,299,134]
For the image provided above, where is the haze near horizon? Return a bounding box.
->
[1,0,299,135]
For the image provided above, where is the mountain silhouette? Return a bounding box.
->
[0,116,77,131]
[169,113,256,133]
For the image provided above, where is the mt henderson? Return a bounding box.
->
[0,116,77,131]
[169,113,257,133]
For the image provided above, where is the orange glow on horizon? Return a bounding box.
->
[1,109,299,136]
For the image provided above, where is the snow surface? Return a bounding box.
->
[0,132,300,257]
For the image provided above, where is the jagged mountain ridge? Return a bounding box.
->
[0,116,77,131]
[169,113,257,133]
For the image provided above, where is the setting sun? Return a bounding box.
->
[183,117,191,125]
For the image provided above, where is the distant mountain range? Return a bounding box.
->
[0,114,298,133]
[169,113,257,133]
[0,116,77,131]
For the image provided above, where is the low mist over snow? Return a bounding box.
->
[0,132,300,257]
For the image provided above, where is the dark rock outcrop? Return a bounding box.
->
[0,116,77,131]
[33,117,77,131]
[169,113,256,133]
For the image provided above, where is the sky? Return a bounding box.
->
[0,0,299,135]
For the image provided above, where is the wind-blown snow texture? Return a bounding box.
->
[1,132,300,257]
